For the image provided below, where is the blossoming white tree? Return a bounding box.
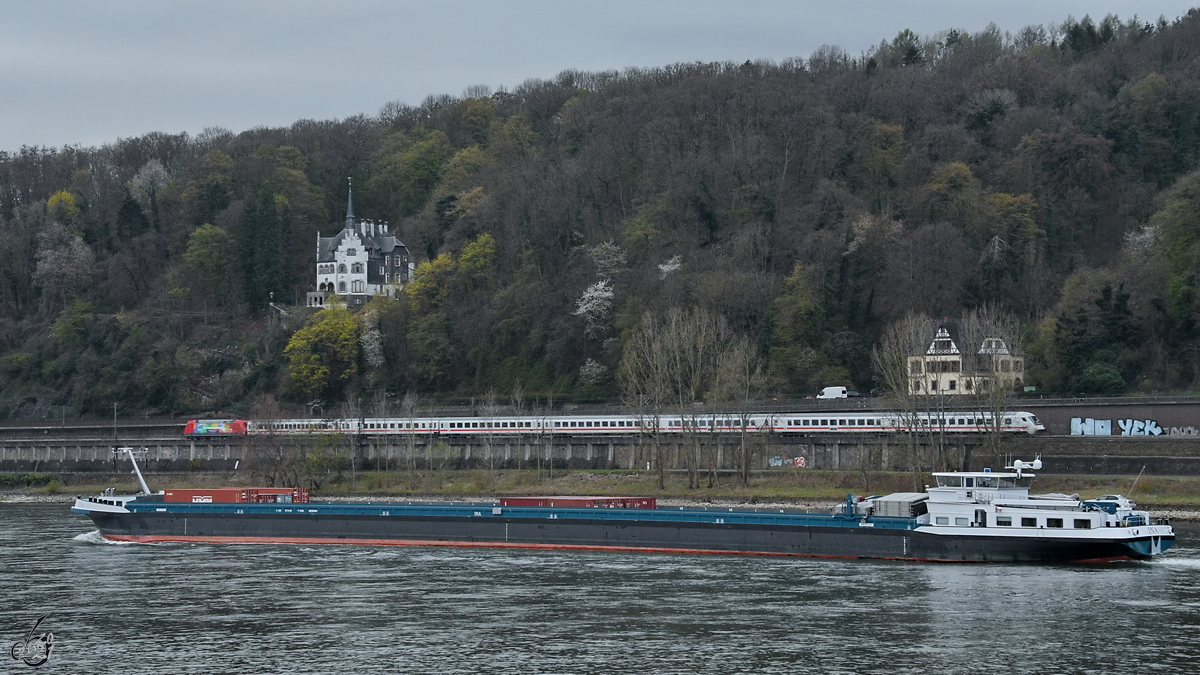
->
[573,279,614,338]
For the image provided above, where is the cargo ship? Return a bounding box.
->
[72,450,1174,563]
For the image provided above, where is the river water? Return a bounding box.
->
[3,503,1199,674]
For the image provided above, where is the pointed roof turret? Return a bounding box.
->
[344,176,355,230]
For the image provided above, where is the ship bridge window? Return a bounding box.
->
[937,476,963,488]
[976,476,999,488]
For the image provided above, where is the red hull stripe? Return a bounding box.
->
[99,534,1135,563]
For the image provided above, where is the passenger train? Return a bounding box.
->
[185,410,1044,436]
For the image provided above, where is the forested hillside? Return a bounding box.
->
[3,12,1200,417]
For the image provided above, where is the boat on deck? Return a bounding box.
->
[73,451,1173,563]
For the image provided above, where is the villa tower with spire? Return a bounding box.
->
[306,179,414,308]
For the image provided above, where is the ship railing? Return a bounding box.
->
[1120,514,1149,527]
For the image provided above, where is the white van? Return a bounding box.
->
[817,386,848,399]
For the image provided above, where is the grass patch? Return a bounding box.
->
[0,472,58,488]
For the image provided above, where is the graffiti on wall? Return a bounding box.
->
[768,456,807,468]
[1070,417,1200,436]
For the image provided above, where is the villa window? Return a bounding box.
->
[338,281,346,292]
[338,264,346,273]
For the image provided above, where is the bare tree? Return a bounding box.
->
[872,312,937,485]
[619,311,673,488]
[712,335,766,486]
[244,394,298,487]
[401,390,420,490]
[620,308,733,489]
[511,381,525,472]
[32,223,95,314]
[482,389,499,492]
[956,307,1024,464]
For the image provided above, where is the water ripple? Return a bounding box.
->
[3,504,1198,674]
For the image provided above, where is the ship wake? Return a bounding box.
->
[73,529,148,545]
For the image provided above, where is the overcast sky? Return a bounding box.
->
[1,0,1196,152]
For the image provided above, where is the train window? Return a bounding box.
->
[868,419,876,425]
[820,420,827,426]
[857,419,864,425]
[1003,418,1012,425]
[838,419,846,426]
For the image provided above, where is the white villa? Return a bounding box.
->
[907,325,1025,395]
[307,182,414,308]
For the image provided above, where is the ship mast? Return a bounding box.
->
[116,447,154,495]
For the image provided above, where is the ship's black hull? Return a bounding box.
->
[83,510,1168,563]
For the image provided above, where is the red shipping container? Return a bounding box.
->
[164,487,310,504]
[164,489,246,504]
